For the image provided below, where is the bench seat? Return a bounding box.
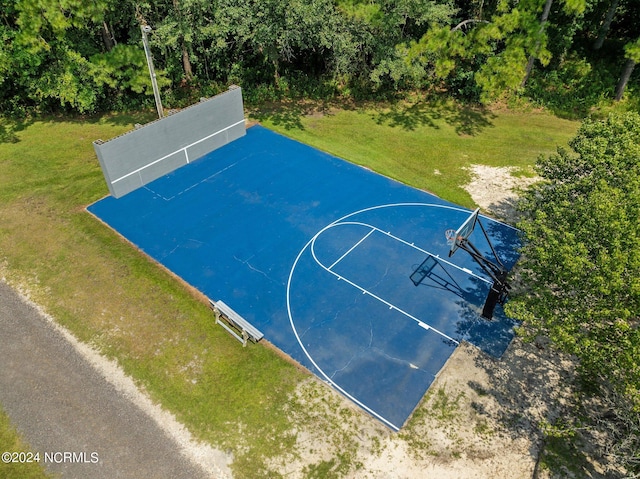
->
[210,299,264,346]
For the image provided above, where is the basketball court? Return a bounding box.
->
[88,117,520,431]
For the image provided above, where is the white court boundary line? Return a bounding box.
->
[144,160,242,202]
[328,227,375,271]
[112,119,246,185]
[310,221,473,344]
[286,202,513,431]
[321,221,492,285]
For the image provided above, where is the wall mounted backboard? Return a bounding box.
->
[93,85,245,198]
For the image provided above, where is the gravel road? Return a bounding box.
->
[0,279,224,479]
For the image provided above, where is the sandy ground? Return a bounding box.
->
[462,164,539,223]
[275,338,576,479]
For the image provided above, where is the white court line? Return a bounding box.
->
[329,221,492,285]
[286,202,517,431]
[310,229,460,346]
[328,227,375,271]
[145,160,241,202]
[112,119,245,184]
[287,233,402,431]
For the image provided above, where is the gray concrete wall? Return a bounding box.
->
[94,86,245,198]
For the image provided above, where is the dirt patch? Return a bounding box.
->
[463,164,539,223]
[266,339,578,479]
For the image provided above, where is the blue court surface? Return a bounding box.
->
[88,125,520,430]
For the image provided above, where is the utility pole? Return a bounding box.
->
[140,24,164,119]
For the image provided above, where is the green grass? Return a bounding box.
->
[303,453,353,479]
[257,99,578,208]
[430,386,465,422]
[0,406,52,479]
[539,435,588,477]
[0,102,579,477]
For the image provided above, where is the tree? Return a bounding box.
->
[393,0,587,102]
[593,0,619,50]
[520,0,554,87]
[351,0,458,90]
[507,112,640,474]
[171,0,194,80]
[476,0,586,96]
[615,37,640,100]
[144,0,199,82]
[0,0,156,113]
[0,0,635,113]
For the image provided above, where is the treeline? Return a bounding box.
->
[510,112,640,477]
[0,0,638,115]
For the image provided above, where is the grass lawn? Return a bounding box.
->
[0,101,578,477]
[0,406,51,479]
[254,99,578,208]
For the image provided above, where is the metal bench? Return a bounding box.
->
[210,299,264,347]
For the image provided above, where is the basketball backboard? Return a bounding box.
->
[447,208,480,257]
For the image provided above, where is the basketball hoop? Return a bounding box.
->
[445,229,456,247]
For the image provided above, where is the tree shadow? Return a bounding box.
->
[469,338,615,478]
[248,96,497,136]
[483,195,523,226]
[249,103,307,130]
[373,98,497,136]
[248,99,350,131]
[374,100,441,131]
[480,215,523,270]
[69,110,157,129]
[0,111,157,145]
[0,117,35,144]
[89,111,157,128]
